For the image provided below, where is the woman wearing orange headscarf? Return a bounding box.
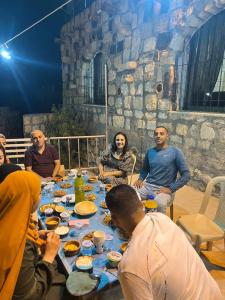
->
[0,168,66,300]
[0,170,41,299]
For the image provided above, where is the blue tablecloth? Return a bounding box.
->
[38,176,126,293]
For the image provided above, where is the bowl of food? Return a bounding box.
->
[83,185,93,192]
[44,207,54,217]
[45,216,60,230]
[85,194,96,201]
[75,256,93,271]
[88,176,97,183]
[55,205,66,215]
[53,190,67,197]
[39,203,56,215]
[60,211,71,222]
[64,240,81,257]
[60,182,72,189]
[55,225,69,238]
[107,251,122,268]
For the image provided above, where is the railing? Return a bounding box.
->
[5,135,106,170]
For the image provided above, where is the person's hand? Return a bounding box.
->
[38,230,49,239]
[134,179,143,189]
[158,187,172,194]
[42,232,61,263]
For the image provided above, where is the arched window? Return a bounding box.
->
[182,10,225,112]
[93,52,106,105]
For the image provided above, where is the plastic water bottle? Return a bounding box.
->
[74,171,85,203]
[145,194,158,213]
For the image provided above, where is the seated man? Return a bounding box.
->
[106,185,222,300]
[24,129,60,178]
[134,126,190,213]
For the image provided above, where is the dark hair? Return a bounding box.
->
[105,184,141,216]
[111,132,128,156]
[155,126,168,133]
[0,144,6,164]
[0,163,22,183]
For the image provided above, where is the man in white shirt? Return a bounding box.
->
[105,185,222,300]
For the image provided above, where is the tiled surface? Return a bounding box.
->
[167,185,225,298]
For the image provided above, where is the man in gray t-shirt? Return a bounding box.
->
[134,126,190,213]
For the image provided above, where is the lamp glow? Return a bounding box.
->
[1,49,11,60]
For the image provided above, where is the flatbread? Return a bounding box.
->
[74,201,97,216]
[66,271,98,296]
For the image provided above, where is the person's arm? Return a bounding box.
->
[134,151,150,188]
[24,150,33,171]
[13,233,62,300]
[119,272,153,300]
[50,145,60,178]
[52,160,60,178]
[169,149,190,192]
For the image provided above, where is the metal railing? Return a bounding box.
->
[5,135,106,170]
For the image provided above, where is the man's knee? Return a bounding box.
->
[155,193,171,214]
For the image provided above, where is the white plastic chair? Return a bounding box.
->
[176,176,225,253]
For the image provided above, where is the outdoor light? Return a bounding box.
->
[0,49,11,60]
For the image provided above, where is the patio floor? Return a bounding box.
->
[167,185,225,297]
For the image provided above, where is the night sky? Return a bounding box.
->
[0,0,71,114]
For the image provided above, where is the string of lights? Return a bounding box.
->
[0,0,73,59]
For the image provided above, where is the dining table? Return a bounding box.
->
[38,173,126,299]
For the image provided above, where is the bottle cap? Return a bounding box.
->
[147,194,155,200]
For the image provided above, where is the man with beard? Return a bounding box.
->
[105,185,222,300]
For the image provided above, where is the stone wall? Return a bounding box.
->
[60,0,225,189]
[23,113,53,137]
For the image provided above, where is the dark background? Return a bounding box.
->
[0,0,71,114]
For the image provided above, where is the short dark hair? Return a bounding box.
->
[0,163,22,183]
[111,132,128,156]
[155,126,168,133]
[105,184,141,216]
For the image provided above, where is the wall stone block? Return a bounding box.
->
[124,96,131,109]
[124,110,133,117]
[176,124,188,136]
[145,94,157,111]
[108,84,117,96]
[133,97,143,110]
[137,119,146,129]
[125,118,130,130]
[134,110,144,118]
[143,37,156,52]
[200,123,215,140]
[108,70,116,81]
[147,121,157,130]
[121,84,129,96]
[113,115,125,128]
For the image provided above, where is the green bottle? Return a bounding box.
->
[74,171,85,203]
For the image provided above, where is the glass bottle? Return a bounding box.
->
[74,171,85,203]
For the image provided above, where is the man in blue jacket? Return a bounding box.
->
[134,126,190,213]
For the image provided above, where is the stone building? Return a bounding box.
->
[59,0,225,189]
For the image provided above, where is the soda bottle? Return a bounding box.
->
[145,194,158,213]
[74,171,85,203]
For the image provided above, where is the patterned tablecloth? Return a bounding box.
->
[38,175,127,296]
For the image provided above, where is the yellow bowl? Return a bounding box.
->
[64,240,81,257]
[45,216,60,230]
